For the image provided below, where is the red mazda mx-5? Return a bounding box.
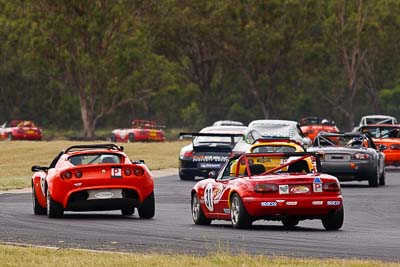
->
[31,144,155,218]
[191,152,344,230]
[0,120,43,141]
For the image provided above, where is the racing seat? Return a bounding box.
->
[245,164,266,176]
[287,160,310,173]
[69,156,82,166]
[101,156,115,163]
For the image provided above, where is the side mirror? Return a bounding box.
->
[208,171,217,179]
[31,165,48,172]
[131,159,145,164]
[379,144,387,151]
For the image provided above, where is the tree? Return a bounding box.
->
[27,0,166,138]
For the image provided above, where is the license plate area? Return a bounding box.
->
[87,189,123,200]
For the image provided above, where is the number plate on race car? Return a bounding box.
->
[111,167,122,178]
[198,163,223,169]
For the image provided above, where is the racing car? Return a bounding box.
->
[299,117,339,141]
[358,124,400,166]
[111,120,166,142]
[307,132,386,187]
[191,152,344,230]
[179,125,246,180]
[31,144,155,218]
[0,120,43,141]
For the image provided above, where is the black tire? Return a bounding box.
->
[7,133,13,141]
[379,168,386,186]
[230,193,252,229]
[191,193,211,225]
[110,134,116,142]
[121,206,135,216]
[46,189,64,218]
[368,168,379,187]
[32,186,46,215]
[128,133,135,142]
[322,206,344,231]
[282,217,299,228]
[179,170,195,181]
[138,192,155,219]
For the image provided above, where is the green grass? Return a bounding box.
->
[0,244,398,267]
[0,140,189,190]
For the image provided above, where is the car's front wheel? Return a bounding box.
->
[7,133,13,141]
[46,189,64,218]
[32,186,46,215]
[128,133,135,142]
[138,192,155,219]
[230,193,252,229]
[322,207,344,231]
[110,134,117,142]
[191,193,211,225]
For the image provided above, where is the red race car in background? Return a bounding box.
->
[359,124,400,166]
[31,144,155,218]
[111,120,166,142]
[191,152,344,230]
[0,120,43,141]
[299,117,339,141]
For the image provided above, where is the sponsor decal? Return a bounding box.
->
[276,199,285,207]
[312,201,323,205]
[313,177,323,192]
[94,192,114,199]
[111,167,122,178]
[290,185,310,194]
[286,201,298,206]
[223,208,230,214]
[199,163,223,169]
[193,155,229,163]
[204,183,214,212]
[257,157,271,163]
[279,185,289,194]
[327,200,341,206]
[261,201,278,207]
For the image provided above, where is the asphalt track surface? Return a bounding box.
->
[1,169,400,261]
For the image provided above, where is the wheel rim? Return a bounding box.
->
[192,195,200,221]
[231,196,240,225]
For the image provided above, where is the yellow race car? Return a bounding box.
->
[232,138,314,175]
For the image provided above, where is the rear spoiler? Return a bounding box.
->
[65,144,124,153]
[179,132,243,147]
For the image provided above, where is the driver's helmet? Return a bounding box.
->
[321,119,329,125]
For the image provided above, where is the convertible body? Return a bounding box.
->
[111,120,165,142]
[0,120,42,141]
[191,152,344,230]
[31,144,155,218]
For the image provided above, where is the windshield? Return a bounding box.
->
[252,145,296,153]
[69,153,121,166]
[362,127,400,138]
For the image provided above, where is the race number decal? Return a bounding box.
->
[111,167,122,178]
[204,183,214,212]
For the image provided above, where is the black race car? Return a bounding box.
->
[307,132,386,187]
[178,126,246,180]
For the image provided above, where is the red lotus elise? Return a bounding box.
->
[31,144,155,218]
[111,120,166,142]
[0,120,43,141]
[191,152,344,230]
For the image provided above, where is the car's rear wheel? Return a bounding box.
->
[32,186,46,215]
[379,167,386,186]
[230,193,252,229]
[368,168,379,187]
[7,133,13,141]
[110,134,117,142]
[121,206,135,216]
[191,193,211,225]
[282,217,299,228]
[322,206,344,231]
[46,189,64,218]
[138,192,155,219]
[128,133,135,142]
[179,171,195,181]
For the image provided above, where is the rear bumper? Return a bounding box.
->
[320,161,375,181]
[242,195,343,219]
[179,159,224,178]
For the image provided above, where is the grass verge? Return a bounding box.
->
[0,244,398,267]
[0,140,189,190]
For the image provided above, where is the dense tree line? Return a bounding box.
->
[1,0,399,138]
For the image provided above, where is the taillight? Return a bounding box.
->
[180,151,193,159]
[61,171,72,179]
[240,158,254,165]
[254,184,278,193]
[74,170,82,178]
[354,153,370,160]
[323,182,341,193]
[133,167,144,176]
[124,168,132,176]
[390,144,400,150]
